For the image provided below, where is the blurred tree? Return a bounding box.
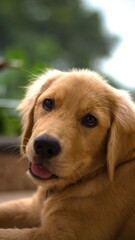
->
[0,0,117,72]
[0,0,119,135]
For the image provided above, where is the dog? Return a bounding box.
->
[0,69,135,240]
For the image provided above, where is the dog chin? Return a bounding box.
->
[27,164,76,193]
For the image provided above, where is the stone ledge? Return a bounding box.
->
[0,136,20,154]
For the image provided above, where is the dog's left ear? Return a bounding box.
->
[17,75,46,153]
[107,90,135,181]
[17,70,62,153]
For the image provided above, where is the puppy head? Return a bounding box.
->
[18,69,135,191]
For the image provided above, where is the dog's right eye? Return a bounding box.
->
[81,113,98,128]
[42,98,55,111]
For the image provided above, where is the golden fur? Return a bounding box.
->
[0,69,135,239]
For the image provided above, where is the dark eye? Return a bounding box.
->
[81,113,98,128]
[42,98,55,111]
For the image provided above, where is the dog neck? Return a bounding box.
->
[45,157,135,200]
[45,165,107,199]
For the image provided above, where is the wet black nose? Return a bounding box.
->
[34,134,61,159]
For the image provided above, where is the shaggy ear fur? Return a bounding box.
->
[17,70,62,153]
[107,90,135,181]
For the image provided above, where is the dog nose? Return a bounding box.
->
[34,134,61,159]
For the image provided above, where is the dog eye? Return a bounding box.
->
[81,113,98,128]
[42,99,55,111]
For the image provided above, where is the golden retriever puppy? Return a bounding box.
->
[0,69,135,240]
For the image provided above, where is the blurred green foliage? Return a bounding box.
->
[1,0,117,69]
[0,0,130,136]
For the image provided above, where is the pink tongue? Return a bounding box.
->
[30,163,53,179]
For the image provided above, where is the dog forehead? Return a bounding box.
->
[36,71,112,127]
[44,71,111,100]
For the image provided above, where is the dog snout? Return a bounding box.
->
[34,134,61,160]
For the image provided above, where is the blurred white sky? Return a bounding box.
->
[83,0,135,88]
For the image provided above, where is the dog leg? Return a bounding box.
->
[0,212,79,240]
[0,228,43,240]
[0,192,42,228]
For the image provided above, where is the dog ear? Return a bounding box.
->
[17,76,46,153]
[107,90,135,181]
[17,70,62,153]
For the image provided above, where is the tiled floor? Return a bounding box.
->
[0,190,34,203]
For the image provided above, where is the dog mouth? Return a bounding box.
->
[29,163,58,180]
